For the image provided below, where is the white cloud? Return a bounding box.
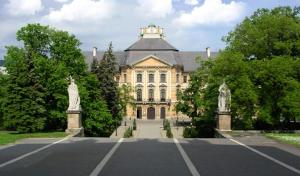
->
[5,0,43,16]
[54,0,70,3]
[173,0,245,27]
[137,0,173,18]
[184,0,199,6]
[45,0,115,22]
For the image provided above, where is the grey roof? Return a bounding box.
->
[125,38,178,51]
[83,51,125,70]
[125,51,178,65]
[0,60,4,66]
[83,38,218,72]
[179,51,218,72]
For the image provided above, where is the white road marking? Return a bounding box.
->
[173,138,201,176]
[0,136,70,168]
[89,138,124,176]
[230,138,300,175]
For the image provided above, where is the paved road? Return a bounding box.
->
[0,136,300,176]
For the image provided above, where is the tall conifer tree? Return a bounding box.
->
[96,43,121,124]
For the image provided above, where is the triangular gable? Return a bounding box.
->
[132,55,172,67]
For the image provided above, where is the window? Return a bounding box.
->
[116,76,120,83]
[176,74,179,83]
[160,73,166,83]
[137,89,142,101]
[160,89,166,102]
[183,75,187,83]
[137,73,142,83]
[148,89,154,101]
[124,74,127,83]
[149,74,154,83]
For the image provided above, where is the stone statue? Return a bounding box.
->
[218,82,231,112]
[67,76,80,111]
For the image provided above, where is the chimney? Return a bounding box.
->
[206,47,211,58]
[93,47,97,58]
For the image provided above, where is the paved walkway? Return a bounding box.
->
[134,119,164,138]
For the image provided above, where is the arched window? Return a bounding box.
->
[137,89,142,101]
[176,74,179,83]
[137,74,142,83]
[160,89,166,102]
[160,73,166,83]
[124,74,127,83]
[148,89,154,101]
[149,74,154,83]
[183,75,187,83]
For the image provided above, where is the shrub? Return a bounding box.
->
[133,119,137,130]
[194,117,215,138]
[123,127,133,138]
[166,126,173,138]
[163,119,173,138]
[183,127,198,138]
[163,119,170,130]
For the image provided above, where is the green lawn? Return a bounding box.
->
[0,131,67,145]
[264,133,300,148]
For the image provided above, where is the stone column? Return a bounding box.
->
[65,110,84,136]
[217,111,231,131]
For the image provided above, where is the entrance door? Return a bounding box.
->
[147,107,155,120]
[137,107,142,119]
[160,107,166,119]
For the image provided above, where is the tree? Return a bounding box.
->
[3,46,47,132]
[93,43,122,124]
[221,6,300,129]
[176,58,216,137]
[177,6,300,130]
[80,74,114,137]
[209,51,258,129]
[118,84,135,118]
[224,6,300,60]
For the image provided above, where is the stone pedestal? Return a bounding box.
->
[217,111,231,131]
[65,110,84,137]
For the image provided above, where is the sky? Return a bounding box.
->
[0,0,300,59]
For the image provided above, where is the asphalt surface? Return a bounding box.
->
[0,137,300,176]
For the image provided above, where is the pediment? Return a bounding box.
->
[132,55,171,67]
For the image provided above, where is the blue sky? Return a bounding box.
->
[0,0,300,59]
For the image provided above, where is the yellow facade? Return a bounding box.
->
[117,56,190,120]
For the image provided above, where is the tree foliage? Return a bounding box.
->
[177,6,300,131]
[224,6,300,60]
[1,23,114,135]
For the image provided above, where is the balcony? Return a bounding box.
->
[135,99,171,105]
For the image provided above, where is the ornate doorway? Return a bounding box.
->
[160,107,166,119]
[147,107,155,119]
[137,107,142,119]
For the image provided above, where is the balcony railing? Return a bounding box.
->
[135,99,171,104]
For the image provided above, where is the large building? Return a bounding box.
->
[85,24,217,120]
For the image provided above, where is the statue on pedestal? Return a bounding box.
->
[217,81,232,131]
[218,82,231,112]
[67,76,80,111]
[66,76,83,136]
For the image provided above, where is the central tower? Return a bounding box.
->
[140,24,165,39]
